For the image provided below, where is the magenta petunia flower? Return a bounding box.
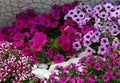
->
[34,32,48,45]
[64,77,76,83]
[81,26,92,34]
[77,78,84,83]
[86,77,95,83]
[54,54,64,64]
[31,42,42,52]
[51,21,59,28]
[94,63,102,71]
[102,75,110,82]
[111,53,118,59]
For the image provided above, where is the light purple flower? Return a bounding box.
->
[85,47,94,55]
[110,29,120,36]
[83,40,92,47]
[100,37,109,45]
[103,3,114,11]
[98,45,107,55]
[72,41,81,51]
[112,38,119,48]
[93,4,102,11]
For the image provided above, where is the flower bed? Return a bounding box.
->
[0,1,120,83]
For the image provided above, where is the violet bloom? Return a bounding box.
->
[86,77,95,83]
[103,3,114,11]
[83,33,91,41]
[112,38,119,48]
[93,4,102,11]
[15,19,24,29]
[106,69,114,79]
[62,4,71,14]
[31,42,42,52]
[34,32,47,45]
[72,41,81,51]
[92,35,99,43]
[100,37,109,45]
[77,78,84,83]
[94,63,102,71]
[64,77,76,83]
[83,40,92,47]
[102,75,110,82]
[111,53,118,59]
[25,20,36,29]
[98,45,107,55]
[85,47,93,55]
[81,26,92,34]
[99,12,108,19]
[106,63,111,69]
[110,29,120,36]
[54,54,64,64]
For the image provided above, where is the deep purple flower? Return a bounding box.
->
[100,37,109,45]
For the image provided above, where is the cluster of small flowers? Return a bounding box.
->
[0,2,78,64]
[63,1,120,55]
[0,41,11,58]
[0,41,37,83]
[44,62,83,83]
[44,44,120,83]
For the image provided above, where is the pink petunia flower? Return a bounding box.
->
[54,54,64,64]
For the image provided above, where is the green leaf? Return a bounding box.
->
[36,52,47,63]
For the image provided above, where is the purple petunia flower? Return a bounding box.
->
[83,40,92,47]
[103,3,114,11]
[77,78,84,83]
[86,77,95,83]
[54,54,64,64]
[102,75,110,82]
[100,37,109,45]
[110,28,120,36]
[111,53,118,59]
[112,38,119,48]
[94,63,102,71]
[72,41,81,51]
[98,45,107,55]
[85,47,94,55]
[64,77,76,83]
